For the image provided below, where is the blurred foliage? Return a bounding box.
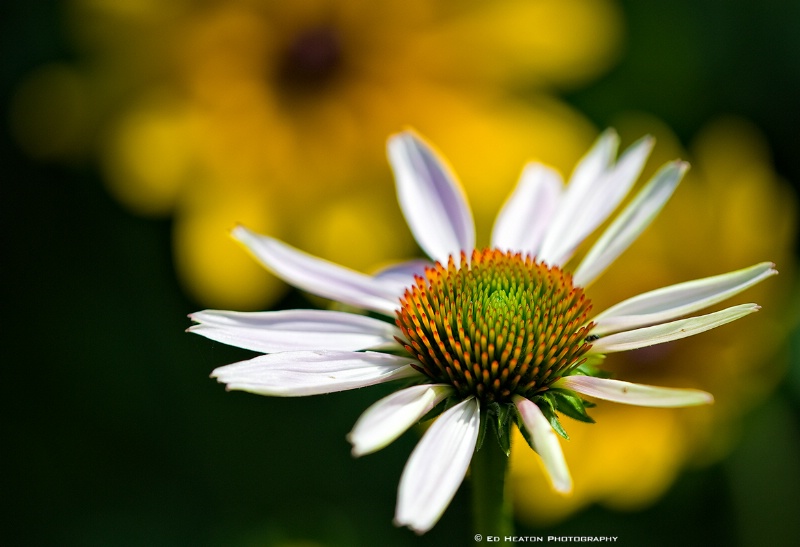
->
[3,0,800,546]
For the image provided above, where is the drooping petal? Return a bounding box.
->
[188,309,402,353]
[555,376,714,407]
[588,303,760,354]
[573,160,687,287]
[232,225,400,315]
[512,395,571,493]
[372,259,433,297]
[491,163,563,256]
[348,384,454,457]
[591,262,778,335]
[387,131,475,263]
[395,397,480,534]
[211,351,423,397]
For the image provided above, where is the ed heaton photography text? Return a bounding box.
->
[482,536,619,543]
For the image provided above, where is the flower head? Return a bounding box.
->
[190,130,776,533]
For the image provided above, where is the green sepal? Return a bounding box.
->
[475,402,515,456]
[548,388,595,424]
[533,394,570,440]
[489,402,514,456]
[475,406,490,452]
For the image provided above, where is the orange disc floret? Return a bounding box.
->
[396,249,594,402]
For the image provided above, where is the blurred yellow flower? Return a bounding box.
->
[511,115,798,524]
[11,0,621,308]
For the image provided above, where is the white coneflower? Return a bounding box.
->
[189,129,776,534]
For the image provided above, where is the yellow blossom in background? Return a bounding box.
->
[11,0,621,309]
[511,115,798,524]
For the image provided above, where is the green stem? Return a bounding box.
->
[470,433,514,537]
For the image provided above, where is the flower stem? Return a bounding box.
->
[470,435,514,537]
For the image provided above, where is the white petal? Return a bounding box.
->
[591,262,777,335]
[491,163,563,256]
[540,135,653,266]
[211,351,423,397]
[573,160,687,287]
[387,131,475,263]
[537,130,618,264]
[348,384,454,457]
[395,397,480,534]
[564,129,620,206]
[372,259,433,297]
[512,396,571,493]
[188,309,402,353]
[555,376,714,407]
[232,225,399,315]
[588,303,760,354]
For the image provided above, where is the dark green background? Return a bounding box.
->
[3,1,800,546]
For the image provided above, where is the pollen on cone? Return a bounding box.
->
[396,249,594,402]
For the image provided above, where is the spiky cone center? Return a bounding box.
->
[396,249,595,403]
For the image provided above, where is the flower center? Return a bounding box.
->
[396,249,595,403]
[278,26,342,90]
